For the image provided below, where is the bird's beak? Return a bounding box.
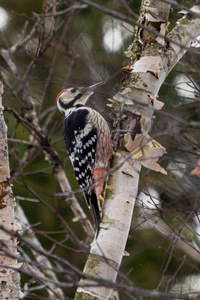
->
[87,81,104,92]
[76,89,94,105]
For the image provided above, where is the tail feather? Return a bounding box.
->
[84,191,101,237]
[91,192,101,237]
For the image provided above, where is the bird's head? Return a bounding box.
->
[56,87,94,114]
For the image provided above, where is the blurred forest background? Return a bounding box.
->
[0,0,200,299]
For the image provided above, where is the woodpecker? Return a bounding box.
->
[56,86,112,236]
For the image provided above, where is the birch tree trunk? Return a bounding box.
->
[0,82,21,299]
[75,1,200,299]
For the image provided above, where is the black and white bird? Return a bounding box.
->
[56,86,112,236]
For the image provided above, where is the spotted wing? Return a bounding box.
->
[63,109,97,205]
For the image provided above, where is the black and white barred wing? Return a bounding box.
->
[63,109,97,206]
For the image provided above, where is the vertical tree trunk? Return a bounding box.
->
[75,2,200,299]
[75,155,141,299]
[0,82,21,299]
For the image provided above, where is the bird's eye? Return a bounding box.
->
[70,88,77,93]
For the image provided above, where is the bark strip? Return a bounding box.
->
[0,82,21,299]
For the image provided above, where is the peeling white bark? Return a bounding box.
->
[167,8,200,73]
[0,82,21,299]
[75,2,200,299]
[76,155,141,299]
